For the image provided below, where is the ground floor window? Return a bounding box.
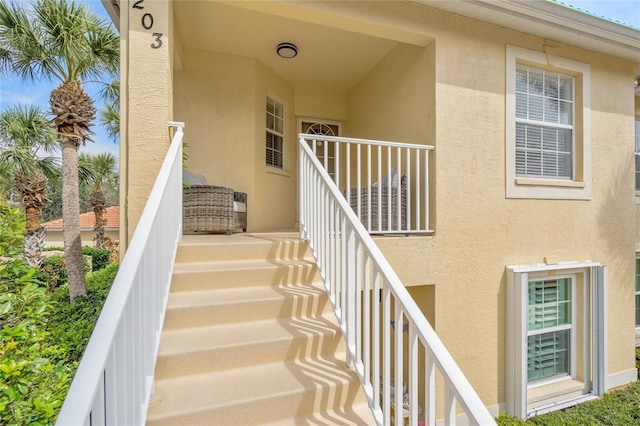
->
[506,262,606,418]
[635,254,640,328]
[527,277,573,383]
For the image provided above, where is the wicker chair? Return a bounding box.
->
[183,185,247,234]
[347,176,407,232]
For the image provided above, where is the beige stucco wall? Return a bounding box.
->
[173,49,300,232]
[121,0,175,246]
[45,230,119,248]
[335,0,637,412]
[124,0,638,416]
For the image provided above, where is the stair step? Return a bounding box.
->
[177,234,312,263]
[171,258,319,291]
[147,234,375,425]
[163,281,332,330]
[155,315,345,379]
[147,358,373,425]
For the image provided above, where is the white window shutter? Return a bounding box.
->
[592,265,607,395]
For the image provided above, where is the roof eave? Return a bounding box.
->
[413,0,640,63]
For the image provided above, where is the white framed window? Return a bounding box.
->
[506,45,591,200]
[635,253,640,328]
[266,96,284,169]
[515,65,574,180]
[506,262,606,418]
[635,119,640,192]
[527,277,574,384]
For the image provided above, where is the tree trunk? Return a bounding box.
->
[62,138,86,301]
[15,171,49,269]
[91,187,107,249]
[23,226,45,268]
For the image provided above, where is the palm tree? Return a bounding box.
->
[0,0,119,302]
[79,152,117,248]
[98,79,119,143]
[0,105,60,267]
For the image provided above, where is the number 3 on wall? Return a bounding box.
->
[132,0,163,49]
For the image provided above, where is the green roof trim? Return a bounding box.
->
[546,0,640,30]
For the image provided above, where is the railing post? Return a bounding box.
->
[346,225,357,366]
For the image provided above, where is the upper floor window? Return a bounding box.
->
[635,119,640,191]
[266,96,284,169]
[506,45,591,200]
[515,65,574,180]
[635,255,640,328]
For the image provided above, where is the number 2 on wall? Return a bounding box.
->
[132,0,163,49]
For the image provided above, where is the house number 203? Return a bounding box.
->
[132,0,163,49]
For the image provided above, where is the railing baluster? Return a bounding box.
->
[424,149,429,232]
[446,385,457,426]
[298,135,495,426]
[383,283,391,426]
[394,299,403,426]
[425,350,435,426]
[409,325,419,426]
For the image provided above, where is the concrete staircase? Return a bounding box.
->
[146,233,375,425]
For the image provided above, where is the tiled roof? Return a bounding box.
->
[43,206,120,230]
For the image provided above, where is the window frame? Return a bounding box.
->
[506,45,591,200]
[506,262,606,418]
[635,119,640,193]
[526,275,576,386]
[266,96,285,170]
[635,251,640,346]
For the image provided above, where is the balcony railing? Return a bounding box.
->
[300,134,434,234]
[55,122,185,425]
[299,136,495,425]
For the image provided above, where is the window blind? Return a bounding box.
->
[515,65,574,179]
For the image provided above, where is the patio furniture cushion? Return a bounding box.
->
[183,184,247,234]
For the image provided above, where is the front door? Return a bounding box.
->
[299,119,342,181]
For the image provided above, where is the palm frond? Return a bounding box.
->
[98,101,119,142]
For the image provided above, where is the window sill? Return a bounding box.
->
[636,327,640,346]
[515,178,586,188]
[528,378,587,410]
[266,167,290,177]
[635,192,640,204]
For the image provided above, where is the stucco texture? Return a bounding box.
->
[124,0,638,415]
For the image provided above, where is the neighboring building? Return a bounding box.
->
[43,206,119,248]
[104,0,639,419]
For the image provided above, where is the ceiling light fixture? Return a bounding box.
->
[277,42,297,59]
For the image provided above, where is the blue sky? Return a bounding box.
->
[0,0,638,163]
[0,0,117,160]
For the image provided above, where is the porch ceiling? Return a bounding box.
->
[172,1,402,92]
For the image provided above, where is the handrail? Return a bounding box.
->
[299,134,433,234]
[298,136,495,425]
[56,122,185,426]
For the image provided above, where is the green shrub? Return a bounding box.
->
[496,381,640,425]
[0,203,24,257]
[44,246,112,272]
[34,256,93,293]
[81,247,111,271]
[47,263,119,363]
[34,256,68,292]
[0,203,73,426]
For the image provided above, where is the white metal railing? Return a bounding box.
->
[56,122,185,426]
[298,138,495,426]
[300,134,434,234]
